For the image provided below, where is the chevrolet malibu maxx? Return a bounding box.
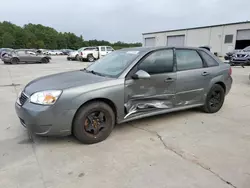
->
[15,47,233,144]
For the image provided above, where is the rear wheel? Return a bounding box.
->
[73,102,115,144]
[202,84,225,113]
[87,54,95,62]
[75,55,79,61]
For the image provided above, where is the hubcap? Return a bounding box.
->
[209,90,221,108]
[84,111,106,136]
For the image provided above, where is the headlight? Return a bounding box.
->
[30,90,62,105]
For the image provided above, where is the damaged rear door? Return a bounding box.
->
[124,49,176,119]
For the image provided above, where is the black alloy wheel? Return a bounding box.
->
[202,84,225,113]
[73,101,115,144]
[84,111,107,136]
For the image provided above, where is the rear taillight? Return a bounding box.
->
[81,52,83,55]
[229,67,232,76]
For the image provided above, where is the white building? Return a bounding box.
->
[142,21,250,56]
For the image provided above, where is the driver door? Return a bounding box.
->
[124,49,176,119]
[26,51,39,62]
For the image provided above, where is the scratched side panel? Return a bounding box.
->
[124,73,176,119]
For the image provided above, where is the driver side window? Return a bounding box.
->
[138,49,174,75]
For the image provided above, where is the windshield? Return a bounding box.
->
[78,47,86,52]
[86,50,141,77]
[243,46,250,51]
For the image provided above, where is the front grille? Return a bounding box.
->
[237,54,246,58]
[19,92,28,106]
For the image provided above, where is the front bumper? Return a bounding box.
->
[15,101,75,136]
[230,58,250,65]
[1,57,11,62]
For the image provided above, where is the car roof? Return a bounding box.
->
[119,46,205,53]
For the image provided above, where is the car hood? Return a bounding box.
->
[23,70,114,95]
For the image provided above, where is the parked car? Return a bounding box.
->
[46,50,63,55]
[79,46,114,62]
[67,47,87,61]
[61,49,74,55]
[225,46,250,61]
[2,50,51,64]
[15,47,232,144]
[229,47,250,67]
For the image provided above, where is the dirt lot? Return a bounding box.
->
[0,56,250,188]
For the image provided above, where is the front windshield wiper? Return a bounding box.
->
[80,68,105,77]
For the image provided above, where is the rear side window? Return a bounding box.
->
[138,49,174,74]
[199,51,219,67]
[176,49,203,71]
[101,47,106,51]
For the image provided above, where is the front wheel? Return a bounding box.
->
[73,102,115,144]
[41,58,48,63]
[202,84,225,113]
[11,58,19,64]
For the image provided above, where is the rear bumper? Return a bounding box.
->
[230,59,250,64]
[225,76,233,95]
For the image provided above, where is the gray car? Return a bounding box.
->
[2,50,51,64]
[230,46,250,66]
[15,47,233,144]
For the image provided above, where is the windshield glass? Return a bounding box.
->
[243,46,250,51]
[86,50,141,77]
[78,47,86,52]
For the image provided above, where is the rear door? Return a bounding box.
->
[26,51,39,62]
[175,49,212,106]
[124,49,176,118]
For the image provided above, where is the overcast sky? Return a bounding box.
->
[0,0,249,42]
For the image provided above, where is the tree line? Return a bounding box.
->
[0,21,142,50]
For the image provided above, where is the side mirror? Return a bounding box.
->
[132,70,151,79]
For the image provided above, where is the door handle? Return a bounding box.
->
[201,72,210,76]
[164,77,175,82]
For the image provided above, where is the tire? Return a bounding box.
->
[73,101,115,144]
[202,84,225,113]
[87,54,95,62]
[3,61,9,64]
[11,58,19,64]
[41,58,48,63]
[75,55,79,61]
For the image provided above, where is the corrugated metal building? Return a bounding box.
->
[142,21,250,56]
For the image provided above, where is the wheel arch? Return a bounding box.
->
[214,81,226,92]
[12,57,20,62]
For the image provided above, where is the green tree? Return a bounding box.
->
[0,21,142,50]
[2,32,15,48]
